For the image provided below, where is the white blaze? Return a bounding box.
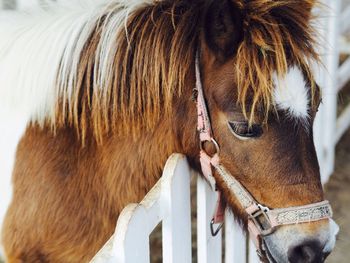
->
[273,67,309,119]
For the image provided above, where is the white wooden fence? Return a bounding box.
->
[91,154,258,263]
[1,0,350,262]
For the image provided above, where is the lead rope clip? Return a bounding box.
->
[210,219,223,237]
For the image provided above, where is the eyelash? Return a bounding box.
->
[227,121,263,139]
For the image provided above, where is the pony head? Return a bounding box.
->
[195,0,338,261]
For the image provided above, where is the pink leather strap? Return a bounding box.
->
[248,220,263,250]
[196,53,226,224]
[195,54,212,142]
[213,191,226,223]
[199,150,226,224]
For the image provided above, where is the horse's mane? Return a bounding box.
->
[56,0,202,143]
[0,0,318,142]
[233,0,319,121]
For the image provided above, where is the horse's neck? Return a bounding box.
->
[21,97,196,211]
[86,123,183,209]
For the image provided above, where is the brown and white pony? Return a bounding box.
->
[0,0,338,262]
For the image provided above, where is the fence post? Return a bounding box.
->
[161,155,192,263]
[319,0,341,183]
[225,211,247,263]
[197,176,222,263]
[113,204,151,263]
[313,4,327,180]
[249,240,260,263]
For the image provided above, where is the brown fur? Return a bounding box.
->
[2,0,326,262]
[3,118,184,262]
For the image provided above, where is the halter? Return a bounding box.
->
[194,53,333,261]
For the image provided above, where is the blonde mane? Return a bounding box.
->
[0,0,319,142]
[56,0,201,143]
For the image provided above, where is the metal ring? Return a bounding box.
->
[200,138,220,156]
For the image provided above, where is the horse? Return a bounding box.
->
[0,0,339,262]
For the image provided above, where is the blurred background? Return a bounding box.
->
[0,0,350,262]
[323,3,350,259]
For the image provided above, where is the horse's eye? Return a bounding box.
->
[227,121,263,139]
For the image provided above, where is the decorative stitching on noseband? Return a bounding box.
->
[270,202,333,225]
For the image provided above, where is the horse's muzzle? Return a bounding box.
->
[287,240,327,263]
[263,219,339,263]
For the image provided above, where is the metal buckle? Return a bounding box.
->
[200,138,220,157]
[210,219,223,237]
[249,204,275,236]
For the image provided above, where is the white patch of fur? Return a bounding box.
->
[273,67,309,120]
[0,0,151,124]
[324,219,339,253]
[264,218,339,262]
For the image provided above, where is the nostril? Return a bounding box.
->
[288,240,324,263]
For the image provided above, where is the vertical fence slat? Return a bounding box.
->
[225,211,247,263]
[197,176,222,263]
[249,239,260,263]
[319,0,341,183]
[113,205,151,263]
[161,156,192,263]
[312,5,326,177]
